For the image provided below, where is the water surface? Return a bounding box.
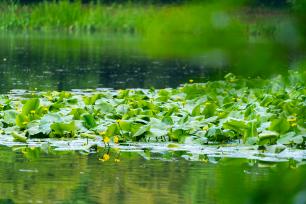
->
[0,33,225,93]
[1,146,306,204]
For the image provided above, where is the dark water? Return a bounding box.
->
[0,146,306,204]
[0,33,226,93]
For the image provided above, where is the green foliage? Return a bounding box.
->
[22,98,40,115]
[83,114,97,129]
[50,121,76,137]
[0,71,304,147]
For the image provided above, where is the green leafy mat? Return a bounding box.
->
[0,71,305,150]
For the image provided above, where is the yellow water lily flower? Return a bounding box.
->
[114,136,119,144]
[99,154,110,162]
[103,136,110,143]
[103,154,110,161]
[189,79,194,83]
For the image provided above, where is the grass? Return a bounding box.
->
[0,2,161,33]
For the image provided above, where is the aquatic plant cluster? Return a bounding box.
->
[0,71,305,148]
[0,72,306,148]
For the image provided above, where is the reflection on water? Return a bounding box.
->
[0,33,225,93]
[0,146,306,204]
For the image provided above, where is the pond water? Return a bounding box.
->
[0,33,291,93]
[1,145,306,204]
[0,33,226,93]
[0,33,304,203]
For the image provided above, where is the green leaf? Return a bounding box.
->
[80,133,97,139]
[16,114,29,128]
[83,114,97,129]
[118,120,131,132]
[269,117,290,134]
[260,95,273,106]
[206,127,226,142]
[191,104,202,116]
[203,102,217,118]
[70,108,86,120]
[169,129,186,141]
[83,94,101,105]
[149,128,167,137]
[278,132,306,145]
[22,98,40,115]
[11,131,27,143]
[223,118,247,135]
[39,113,62,134]
[95,101,114,113]
[50,121,76,137]
[3,110,18,125]
[105,123,118,137]
[258,131,279,145]
[133,125,150,137]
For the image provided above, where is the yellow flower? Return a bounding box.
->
[287,117,297,122]
[43,107,48,112]
[114,136,119,144]
[30,110,36,114]
[291,123,297,127]
[189,79,194,83]
[103,136,110,143]
[114,158,120,162]
[100,154,110,162]
[116,119,121,123]
[22,121,28,125]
